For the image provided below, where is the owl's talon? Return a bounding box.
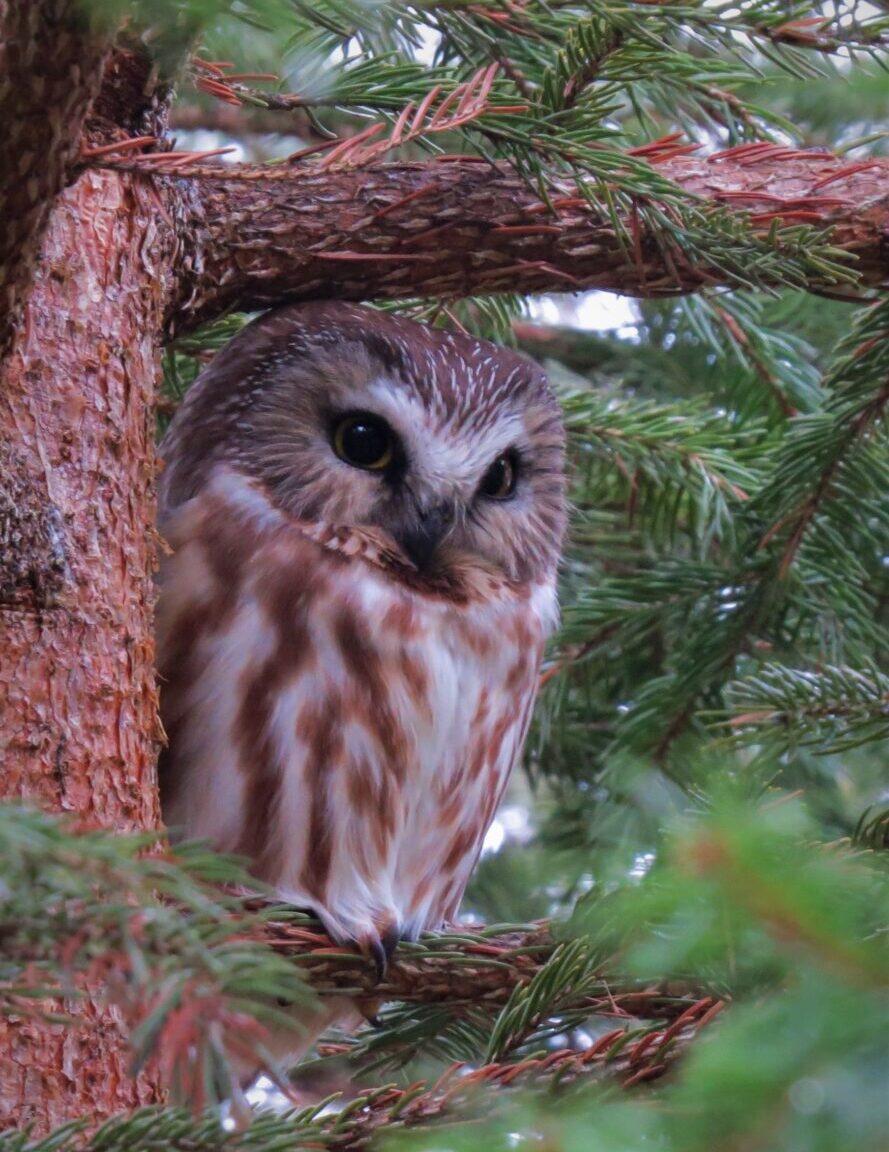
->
[369,937,388,983]
[382,924,400,965]
[358,923,400,983]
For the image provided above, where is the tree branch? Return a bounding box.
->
[162,148,889,333]
[312,1003,721,1149]
[0,1,110,360]
[252,912,711,1022]
[9,1002,722,1152]
[170,103,314,137]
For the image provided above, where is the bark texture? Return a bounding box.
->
[167,150,889,332]
[0,166,175,1130]
[0,1,109,359]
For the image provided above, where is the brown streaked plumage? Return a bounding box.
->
[156,301,566,1085]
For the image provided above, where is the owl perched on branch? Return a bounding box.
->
[156,301,566,1080]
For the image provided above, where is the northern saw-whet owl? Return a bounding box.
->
[156,301,566,1079]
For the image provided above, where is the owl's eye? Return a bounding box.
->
[479,450,519,500]
[333,413,395,471]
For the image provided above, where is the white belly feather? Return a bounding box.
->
[158,471,556,953]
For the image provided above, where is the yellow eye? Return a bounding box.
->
[333,413,395,472]
[479,450,519,500]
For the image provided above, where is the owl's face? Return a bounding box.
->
[160,303,566,586]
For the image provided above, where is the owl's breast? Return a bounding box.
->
[158,469,554,954]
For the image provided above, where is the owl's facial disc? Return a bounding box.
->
[313,387,550,580]
[160,304,565,586]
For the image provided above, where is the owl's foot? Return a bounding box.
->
[359,922,400,982]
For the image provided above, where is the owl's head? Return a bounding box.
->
[160,302,566,586]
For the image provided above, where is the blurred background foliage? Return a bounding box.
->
[11,1,889,1149]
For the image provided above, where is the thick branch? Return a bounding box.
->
[168,150,889,332]
[0,1,109,359]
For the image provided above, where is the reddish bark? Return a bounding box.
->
[167,149,889,332]
[0,21,177,1131]
[0,166,174,1129]
[0,1,109,359]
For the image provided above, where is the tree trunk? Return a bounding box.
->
[0,0,108,360]
[0,164,174,1130]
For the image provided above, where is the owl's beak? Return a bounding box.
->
[398,501,455,572]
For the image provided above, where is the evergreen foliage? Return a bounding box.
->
[6,0,889,1148]
[0,808,315,1104]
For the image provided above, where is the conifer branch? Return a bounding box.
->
[545,289,889,768]
[247,910,705,1020]
[0,806,716,1099]
[722,664,889,753]
[169,104,314,136]
[0,1000,720,1152]
[851,806,889,851]
[155,148,886,333]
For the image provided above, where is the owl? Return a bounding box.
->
[156,301,566,1079]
